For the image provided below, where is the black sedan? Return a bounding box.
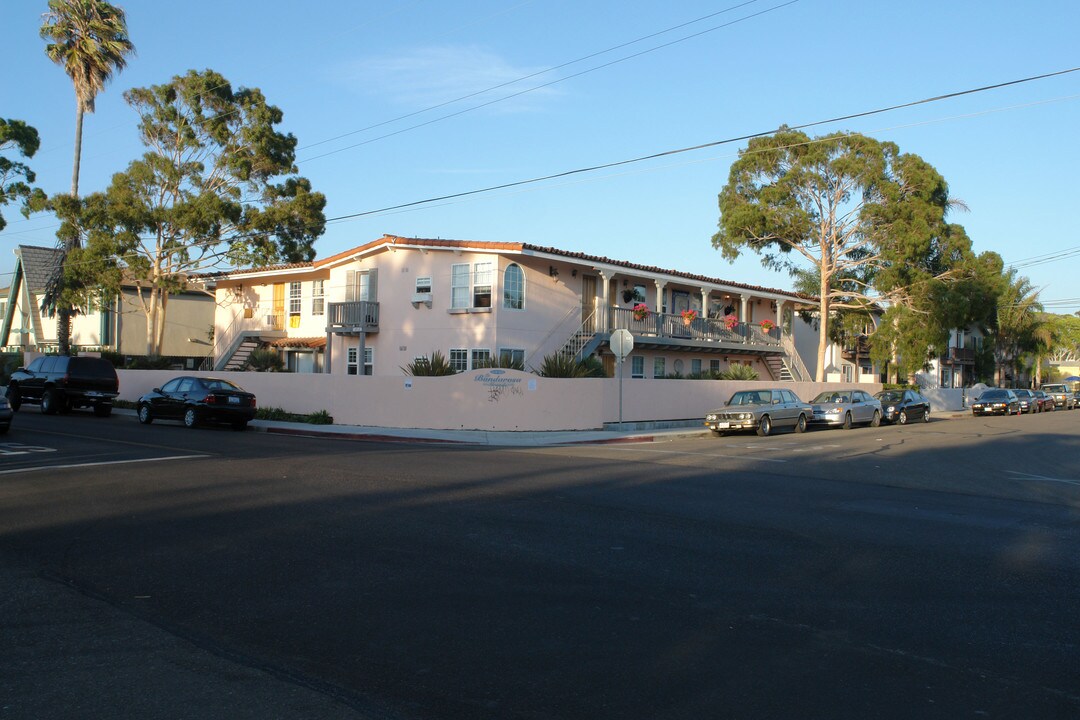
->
[971,389,1020,416]
[137,376,257,430]
[873,389,930,424]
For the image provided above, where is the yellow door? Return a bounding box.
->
[273,283,285,329]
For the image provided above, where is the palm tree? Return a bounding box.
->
[992,270,1045,386]
[40,0,134,354]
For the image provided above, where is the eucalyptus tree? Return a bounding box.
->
[0,118,44,231]
[70,69,326,356]
[40,0,135,354]
[713,128,966,380]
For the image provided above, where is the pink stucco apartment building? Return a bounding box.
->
[207,234,816,381]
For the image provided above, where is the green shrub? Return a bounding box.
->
[402,351,457,376]
[474,353,525,371]
[0,353,24,385]
[125,355,173,370]
[306,409,333,425]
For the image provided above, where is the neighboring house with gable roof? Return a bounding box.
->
[0,245,215,365]
[207,234,823,381]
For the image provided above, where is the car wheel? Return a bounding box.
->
[41,389,60,415]
[138,404,153,424]
[756,415,772,437]
[842,412,853,430]
[231,420,248,431]
[898,410,908,425]
[6,386,20,412]
[0,425,8,435]
[183,407,199,429]
[870,410,881,428]
[794,414,808,433]
[93,403,112,418]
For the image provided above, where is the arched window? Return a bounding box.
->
[503,263,525,310]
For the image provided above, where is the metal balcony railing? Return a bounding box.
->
[608,307,781,347]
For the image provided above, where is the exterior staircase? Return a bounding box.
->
[221,337,261,371]
[764,354,795,382]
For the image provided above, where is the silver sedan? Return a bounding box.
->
[809,389,882,429]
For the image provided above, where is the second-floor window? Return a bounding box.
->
[312,280,325,316]
[473,262,492,308]
[289,282,302,315]
[451,264,470,309]
[503,264,524,310]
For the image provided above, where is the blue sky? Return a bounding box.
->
[2,0,1078,311]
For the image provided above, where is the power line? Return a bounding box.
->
[316,66,1080,223]
[298,0,770,152]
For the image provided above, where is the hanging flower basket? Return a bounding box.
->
[632,303,650,321]
[681,309,697,326]
[759,319,776,332]
[723,313,740,331]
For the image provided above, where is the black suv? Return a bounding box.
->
[7,355,119,416]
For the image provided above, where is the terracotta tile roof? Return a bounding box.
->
[220,233,813,301]
[266,336,326,348]
[197,261,315,279]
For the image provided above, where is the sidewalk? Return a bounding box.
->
[249,418,711,446]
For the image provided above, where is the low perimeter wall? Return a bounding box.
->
[117,369,880,432]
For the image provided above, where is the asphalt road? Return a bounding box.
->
[1,408,1079,719]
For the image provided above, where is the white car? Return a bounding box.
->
[704,388,813,437]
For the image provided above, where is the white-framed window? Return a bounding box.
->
[471,348,491,368]
[653,357,666,378]
[449,348,468,373]
[503,264,524,310]
[348,347,373,375]
[498,348,525,367]
[451,264,470,308]
[631,356,645,379]
[415,276,432,294]
[673,359,684,376]
[691,359,702,375]
[289,281,302,315]
[710,359,721,374]
[312,279,325,316]
[473,262,493,308]
[346,269,378,302]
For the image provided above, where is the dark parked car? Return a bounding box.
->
[874,389,931,425]
[704,388,812,437]
[971,389,1020,416]
[1012,389,1039,414]
[138,376,257,430]
[7,355,119,416]
[1033,390,1055,412]
[0,394,12,433]
[809,389,881,429]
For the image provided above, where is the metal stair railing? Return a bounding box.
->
[780,332,810,382]
[559,309,598,358]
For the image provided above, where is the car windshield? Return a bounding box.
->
[875,391,903,402]
[728,390,771,405]
[812,391,851,403]
[980,390,1009,400]
[1042,385,1065,392]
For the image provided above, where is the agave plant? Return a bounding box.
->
[246,348,285,372]
[719,363,759,381]
[537,353,607,378]
[402,351,457,376]
[474,353,525,371]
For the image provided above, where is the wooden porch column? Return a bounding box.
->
[654,280,666,313]
[740,294,749,321]
[325,330,332,373]
[699,288,710,317]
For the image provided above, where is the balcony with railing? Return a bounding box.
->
[943,346,975,364]
[605,307,780,351]
[327,301,380,333]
